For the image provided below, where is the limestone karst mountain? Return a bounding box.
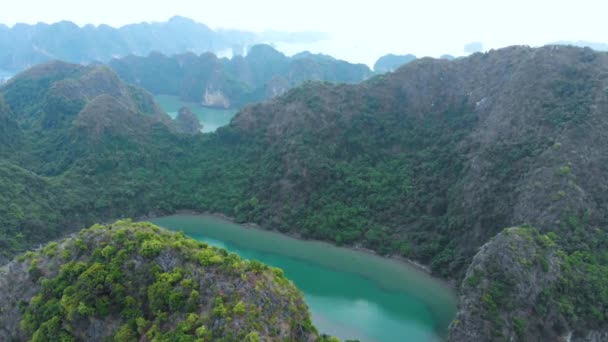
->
[0,16,327,73]
[109,44,373,109]
[1,45,608,341]
[0,220,320,341]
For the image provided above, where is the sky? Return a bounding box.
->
[1,0,607,66]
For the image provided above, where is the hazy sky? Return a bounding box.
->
[1,0,607,65]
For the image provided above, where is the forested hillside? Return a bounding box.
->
[226,46,607,274]
[0,61,180,260]
[109,45,372,109]
[1,45,607,340]
[0,220,320,341]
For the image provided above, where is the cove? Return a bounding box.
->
[155,94,237,133]
[150,214,457,342]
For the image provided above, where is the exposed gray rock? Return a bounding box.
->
[449,227,563,341]
[202,88,231,109]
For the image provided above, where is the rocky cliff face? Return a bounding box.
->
[448,227,563,341]
[449,226,608,342]
[202,87,231,108]
[266,76,290,98]
[0,220,319,341]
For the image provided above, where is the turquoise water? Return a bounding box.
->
[150,214,457,342]
[155,94,238,133]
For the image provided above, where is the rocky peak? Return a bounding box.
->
[3,61,173,133]
[373,53,417,73]
[448,227,563,341]
[449,225,608,342]
[176,106,202,135]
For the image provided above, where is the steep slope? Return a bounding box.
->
[0,16,326,73]
[2,46,607,273]
[0,161,61,263]
[0,62,186,259]
[1,61,174,174]
[109,45,373,109]
[449,225,608,341]
[0,220,319,341]
[227,45,608,275]
[2,61,167,126]
[2,46,608,340]
[222,45,608,341]
[0,96,20,154]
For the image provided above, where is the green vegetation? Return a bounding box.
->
[549,214,608,327]
[6,220,319,341]
[453,223,608,340]
[2,45,608,340]
[1,47,607,282]
[110,44,372,109]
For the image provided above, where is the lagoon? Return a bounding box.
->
[155,95,237,133]
[150,214,457,342]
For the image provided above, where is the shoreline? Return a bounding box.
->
[140,209,457,291]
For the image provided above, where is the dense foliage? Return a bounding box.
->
[548,214,608,330]
[1,45,608,340]
[0,220,318,341]
[450,221,608,341]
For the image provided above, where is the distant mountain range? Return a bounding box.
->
[373,53,458,73]
[371,41,608,74]
[109,44,373,109]
[0,16,327,72]
[553,40,608,51]
[373,54,417,73]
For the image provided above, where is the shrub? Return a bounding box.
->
[513,317,526,336]
[245,331,260,342]
[115,324,137,342]
[140,239,163,258]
